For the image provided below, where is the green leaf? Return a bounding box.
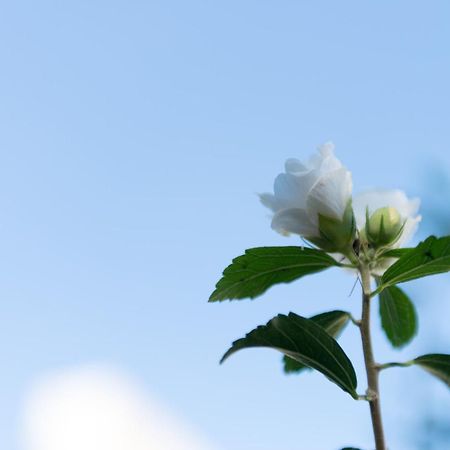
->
[221,312,358,398]
[283,310,351,373]
[379,247,413,259]
[379,285,417,348]
[209,246,340,302]
[414,354,450,388]
[379,236,450,291]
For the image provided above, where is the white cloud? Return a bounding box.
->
[20,365,218,450]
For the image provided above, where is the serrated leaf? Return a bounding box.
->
[221,312,358,398]
[379,236,450,291]
[414,354,450,387]
[283,310,351,373]
[379,285,417,348]
[209,246,340,302]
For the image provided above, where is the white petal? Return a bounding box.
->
[271,208,319,237]
[316,141,343,173]
[284,158,307,174]
[318,141,335,157]
[258,193,283,213]
[396,215,422,247]
[305,142,342,174]
[273,172,318,209]
[306,168,352,222]
[319,152,343,173]
[307,142,335,170]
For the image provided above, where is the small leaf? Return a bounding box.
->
[221,312,358,398]
[379,285,417,348]
[283,310,351,373]
[379,236,450,291]
[209,246,340,302]
[414,354,450,388]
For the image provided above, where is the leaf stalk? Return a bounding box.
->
[376,361,414,371]
[349,314,361,327]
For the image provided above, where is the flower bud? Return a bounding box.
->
[366,206,403,247]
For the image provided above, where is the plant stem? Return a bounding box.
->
[359,264,387,450]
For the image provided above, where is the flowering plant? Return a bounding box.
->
[209,143,450,450]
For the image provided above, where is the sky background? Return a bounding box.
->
[0,1,449,449]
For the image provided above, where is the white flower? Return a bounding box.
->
[259,142,353,247]
[353,189,421,248]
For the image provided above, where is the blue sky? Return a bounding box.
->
[0,1,449,449]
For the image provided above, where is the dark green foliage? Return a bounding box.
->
[414,354,450,388]
[283,310,351,373]
[379,285,417,348]
[210,246,339,301]
[379,236,450,290]
[221,312,358,398]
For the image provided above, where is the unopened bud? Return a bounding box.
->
[366,207,403,247]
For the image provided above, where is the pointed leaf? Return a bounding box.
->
[379,285,417,348]
[379,236,450,290]
[414,354,450,388]
[221,312,358,398]
[209,246,340,302]
[283,310,351,373]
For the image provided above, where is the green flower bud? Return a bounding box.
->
[308,201,356,253]
[366,206,403,247]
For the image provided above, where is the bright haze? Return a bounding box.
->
[20,366,216,450]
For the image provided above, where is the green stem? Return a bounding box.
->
[359,264,387,450]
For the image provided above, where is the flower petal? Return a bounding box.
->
[316,142,343,173]
[259,193,283,213]
[271,208,319,237]
[284,158,307,174]
[272,171,318,210]
[306,168,353,223]
[308,142,335,168]
[396,215,422,247]
[318,141,335,157]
